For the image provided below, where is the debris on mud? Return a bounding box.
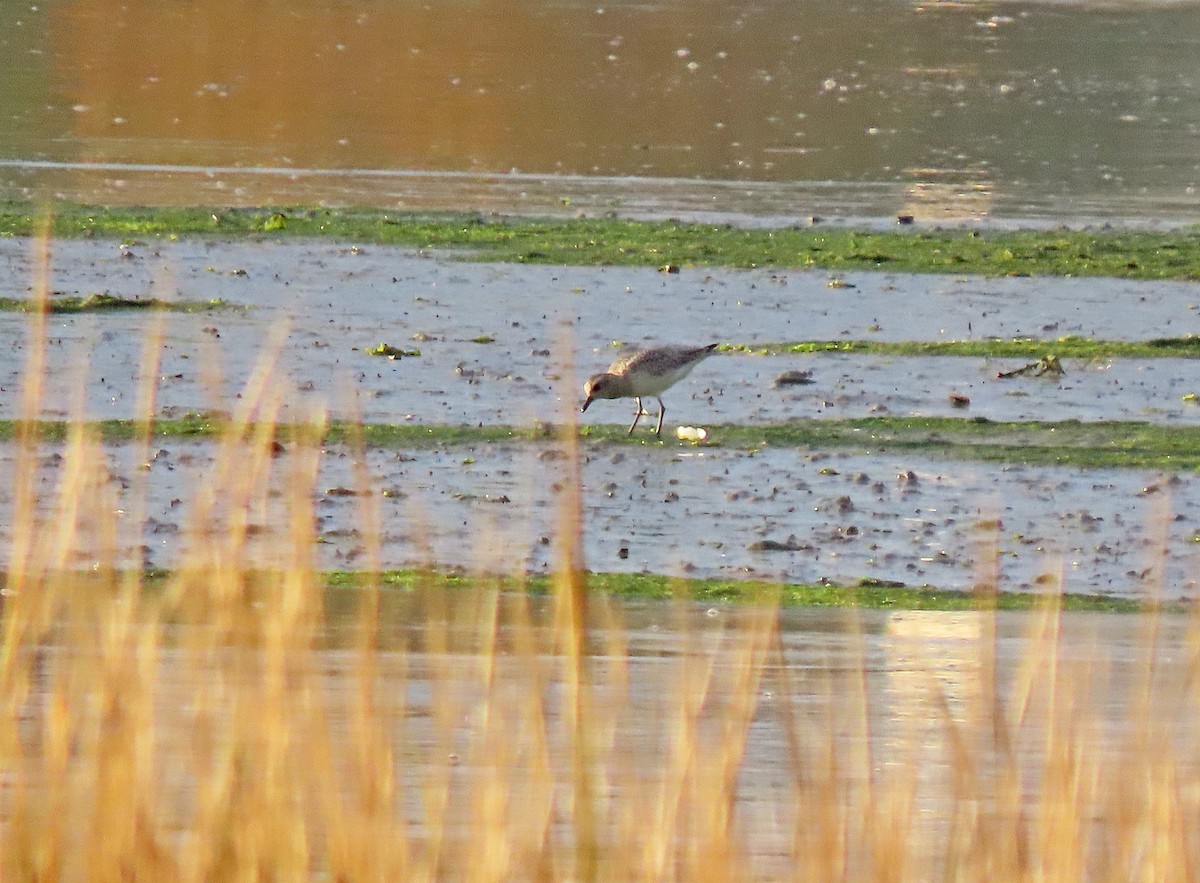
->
[774,370,814,387]
[366,343,422,359]
[858,577,907,589]
[997,355,1065,379]
[325,486,369,496]
[748,537,813,552]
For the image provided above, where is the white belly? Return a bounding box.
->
[624,362,699,397]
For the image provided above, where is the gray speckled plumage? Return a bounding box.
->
[580,343,718,436]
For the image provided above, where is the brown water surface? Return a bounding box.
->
[1,0,1198,222]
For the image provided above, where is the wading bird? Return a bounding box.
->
[580,343,718,436]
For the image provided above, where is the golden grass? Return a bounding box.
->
[2,233,1200,881]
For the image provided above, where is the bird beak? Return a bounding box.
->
[580,395,593,413]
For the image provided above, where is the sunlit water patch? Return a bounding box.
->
[1,0,1198,224]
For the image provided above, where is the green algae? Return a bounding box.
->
[0,294,235,313]
[323,569,1150,612]
[3,416,1199,471]
[91,566,1157,613]
[2,202,1199,278]
[732,335,1200,359]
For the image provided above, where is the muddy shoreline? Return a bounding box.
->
[3,237,1199,600]
[4,238,1200,425]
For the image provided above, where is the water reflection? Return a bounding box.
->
[0,0,1197,221]
[18,590,1198,876]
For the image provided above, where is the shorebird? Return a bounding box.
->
[580,343,718,436]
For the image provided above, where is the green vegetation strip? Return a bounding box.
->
[576,573,1146,611]
[4,415,1200,471]
[0,294,235,313]
[2,203,1198,278]
[136,567,1148,612]
[736,335,1200,359]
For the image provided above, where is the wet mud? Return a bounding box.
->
[2,438,1196,599]
[3,239,1200,426]
[3,239,1200,598]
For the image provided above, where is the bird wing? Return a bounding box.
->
[605,349,642,374]
[608,344,715,376]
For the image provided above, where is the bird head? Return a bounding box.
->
[580,373,616,412]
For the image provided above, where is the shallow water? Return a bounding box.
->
[2,0,1198,224]
[2,436,1196,597]
[4,239,1200,427]
[5,2,1200,862]
[4,240,1200,597]
[20,595,1200,877]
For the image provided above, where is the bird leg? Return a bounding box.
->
[627,397,644,435]
[654,397,666,436]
